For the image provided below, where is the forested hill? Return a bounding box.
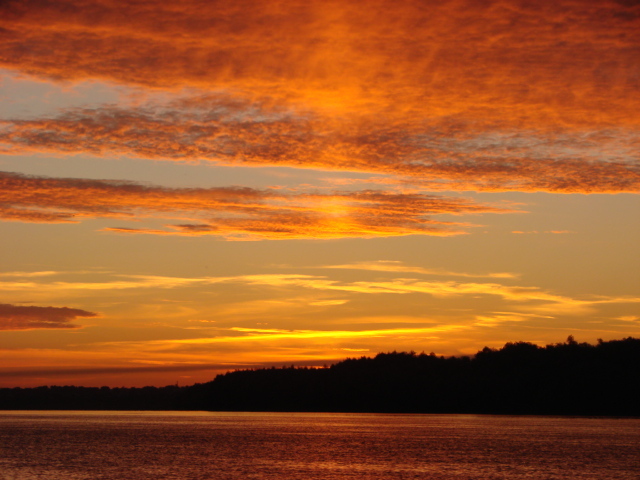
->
[1,337,639,415]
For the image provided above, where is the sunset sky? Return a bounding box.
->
[1,0,639,387]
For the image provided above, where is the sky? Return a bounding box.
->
[0,0,639,387]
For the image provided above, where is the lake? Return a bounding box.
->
[0,411,638,479]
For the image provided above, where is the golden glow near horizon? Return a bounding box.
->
[0,0,639,387]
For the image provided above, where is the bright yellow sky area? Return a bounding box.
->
[0,0,639,387]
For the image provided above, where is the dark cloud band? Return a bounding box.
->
[0,303,97,330]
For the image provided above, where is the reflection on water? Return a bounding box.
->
[1,411,638,479]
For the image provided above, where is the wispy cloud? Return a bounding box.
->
[0,274,210,293]
[0,363,261,378]
[207,274,640,316]
[0,271,59,277]
[97,325,469,349]
[0,303,97,330]
[512,230,575,235]
[4,271,637,318]
[473,311,554,328]
[0,171,512,239]
[323,260,517,279]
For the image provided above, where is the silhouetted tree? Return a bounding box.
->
[2,337,638,415]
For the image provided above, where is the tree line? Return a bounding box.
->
[1,336,638,415]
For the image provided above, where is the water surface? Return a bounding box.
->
[1,411,638,479]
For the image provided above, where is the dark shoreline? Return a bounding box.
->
[2,337,639,416]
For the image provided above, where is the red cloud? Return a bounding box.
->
[0,171,514,239]
[0,303,97,330]
[1,0,638,123]
[1,0,638,124]
[1,1,638,194]
[2,104,638,194]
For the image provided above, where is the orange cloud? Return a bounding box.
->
[1,0,639,194]
[207,274,640,316]
[4,271,638,318]
[0,303,97,330]
[0,171,512,239]
[0,271,58,278]
[96,325,469,353]
[1,0,638,124]
[1,103,639,194]
[323,260,517,278]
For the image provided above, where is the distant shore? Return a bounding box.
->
[2,337,638,416]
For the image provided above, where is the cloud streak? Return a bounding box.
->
[160,325,468,345]
[323,260,517,279]
[1,102,638,194]
[4,271,638,317]
[0,303,97,330]
[0,171,512,239]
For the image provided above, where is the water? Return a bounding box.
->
[0,411,638,479]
